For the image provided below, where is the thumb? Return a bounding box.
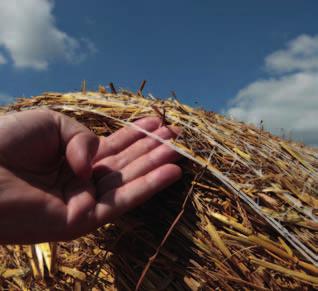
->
[53,111,99,180]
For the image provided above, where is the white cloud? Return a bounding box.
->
[0,0,95,70]
[0,53,7,65]
[266,34,318,73]
[227,34,318,146]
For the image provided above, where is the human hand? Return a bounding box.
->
[0,109,181,244]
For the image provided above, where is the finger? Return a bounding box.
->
[64,180,96,225]
[93,125,180,179]
[94,117,161,162]
[94,164,182,224]
[53,111,99,180]
[98,144,181,190]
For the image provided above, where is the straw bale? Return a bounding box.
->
[0,89,317,290]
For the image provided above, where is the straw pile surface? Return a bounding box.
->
[0,86,318,290]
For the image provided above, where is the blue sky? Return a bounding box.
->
[1,0,318,144]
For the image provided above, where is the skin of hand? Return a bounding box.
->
[0,109,182,244]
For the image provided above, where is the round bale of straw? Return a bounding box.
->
[0,88,318,290]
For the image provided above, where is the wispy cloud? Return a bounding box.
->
[226,34,318,146]
[0,0,95,70]
[0,93,16,106]
[0,53,7,65]
[265,35,318,74]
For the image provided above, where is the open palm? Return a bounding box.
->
[0,109,181,244]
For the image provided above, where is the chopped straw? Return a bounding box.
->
[0,86,318,290]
